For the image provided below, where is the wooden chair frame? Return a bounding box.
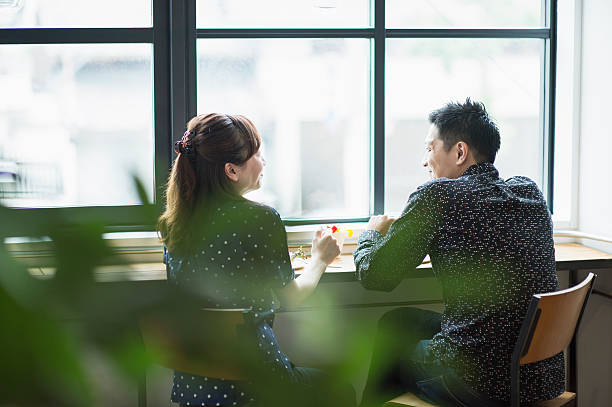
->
[138,306,255,407]
[510,273,597,407]
[139,306,253,379]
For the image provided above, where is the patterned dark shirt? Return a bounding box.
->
[354,162,565,403]
[166,198,295,406]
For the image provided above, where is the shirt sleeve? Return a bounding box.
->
[353,182,445,291]
[250,205,295,289]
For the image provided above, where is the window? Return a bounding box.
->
[0,44,153,208]
[194,1,556,221]
[0,0,168,231]
[385,38,544,213]
[1,1,558,231]
[196,39,371,219]
[386,0,542,28]
[192,2,374,222]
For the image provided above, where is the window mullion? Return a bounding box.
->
[186,0,197,120]
[545,0,558,213]
[386,28,550,38]
[373,0,385,215]
[169,0,195,163]
[195,28,374,39]
[153,0,171,213]
[0,27,153,44]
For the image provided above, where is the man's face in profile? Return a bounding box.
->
[422,124,459,179]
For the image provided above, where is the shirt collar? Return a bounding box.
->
[461,162,499,178]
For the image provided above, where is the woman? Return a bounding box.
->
[158,113,354,407]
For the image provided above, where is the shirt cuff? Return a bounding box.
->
[358,229,383,245]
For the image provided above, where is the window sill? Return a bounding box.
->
[5,226,612,268]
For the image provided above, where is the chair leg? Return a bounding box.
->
[569,269,578,407]
[138,371,147,407]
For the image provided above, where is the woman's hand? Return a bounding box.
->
[311,228,341,265]
[276,228,339,308]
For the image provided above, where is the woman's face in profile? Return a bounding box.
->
[237,148,266,195]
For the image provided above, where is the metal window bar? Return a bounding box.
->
[0,28,154,44]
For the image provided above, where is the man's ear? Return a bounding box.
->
[455,141,470,165]
[224,163,240,182]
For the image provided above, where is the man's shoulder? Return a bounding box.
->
[505,175,538,185]
[417,177,456,194]
[411,177,466,201]
[504,175,546,201]
[402,178,456,215]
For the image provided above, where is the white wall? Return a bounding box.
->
[578,0,612,242]
[576,1,612,406]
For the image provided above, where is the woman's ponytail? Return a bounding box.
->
[158,113,262,253]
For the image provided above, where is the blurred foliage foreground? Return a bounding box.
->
[0,181,365,407]
[0,180,162,406]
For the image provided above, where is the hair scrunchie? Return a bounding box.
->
[174,130,196,158]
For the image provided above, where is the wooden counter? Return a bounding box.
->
[26,242,609,283]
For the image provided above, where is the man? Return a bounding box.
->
[354,99,564,407]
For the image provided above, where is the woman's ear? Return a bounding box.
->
[224,163,240,182]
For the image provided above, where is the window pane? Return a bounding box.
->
[197,0,372,28]
[386,0,543,28]
[0,0,152,28]
[0,44,154,208]
[385,39,543,214]
[197,39,371,219]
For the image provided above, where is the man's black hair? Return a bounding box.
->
[428,98,501,164]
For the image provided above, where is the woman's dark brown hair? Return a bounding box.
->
[158,113,261,252]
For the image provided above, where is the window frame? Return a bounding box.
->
[0,0,557,234]
[0,0,171,236]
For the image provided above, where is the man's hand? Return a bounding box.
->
[366,215,395,236]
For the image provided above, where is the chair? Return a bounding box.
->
[138,304,256,407]
[384,272,597,407]
[139,306,252,380]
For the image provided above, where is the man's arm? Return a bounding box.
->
[354,182,444,291]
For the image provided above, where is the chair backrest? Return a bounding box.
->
[517,272,596,365]
[139,307,251,380]
[510,273,596,407]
